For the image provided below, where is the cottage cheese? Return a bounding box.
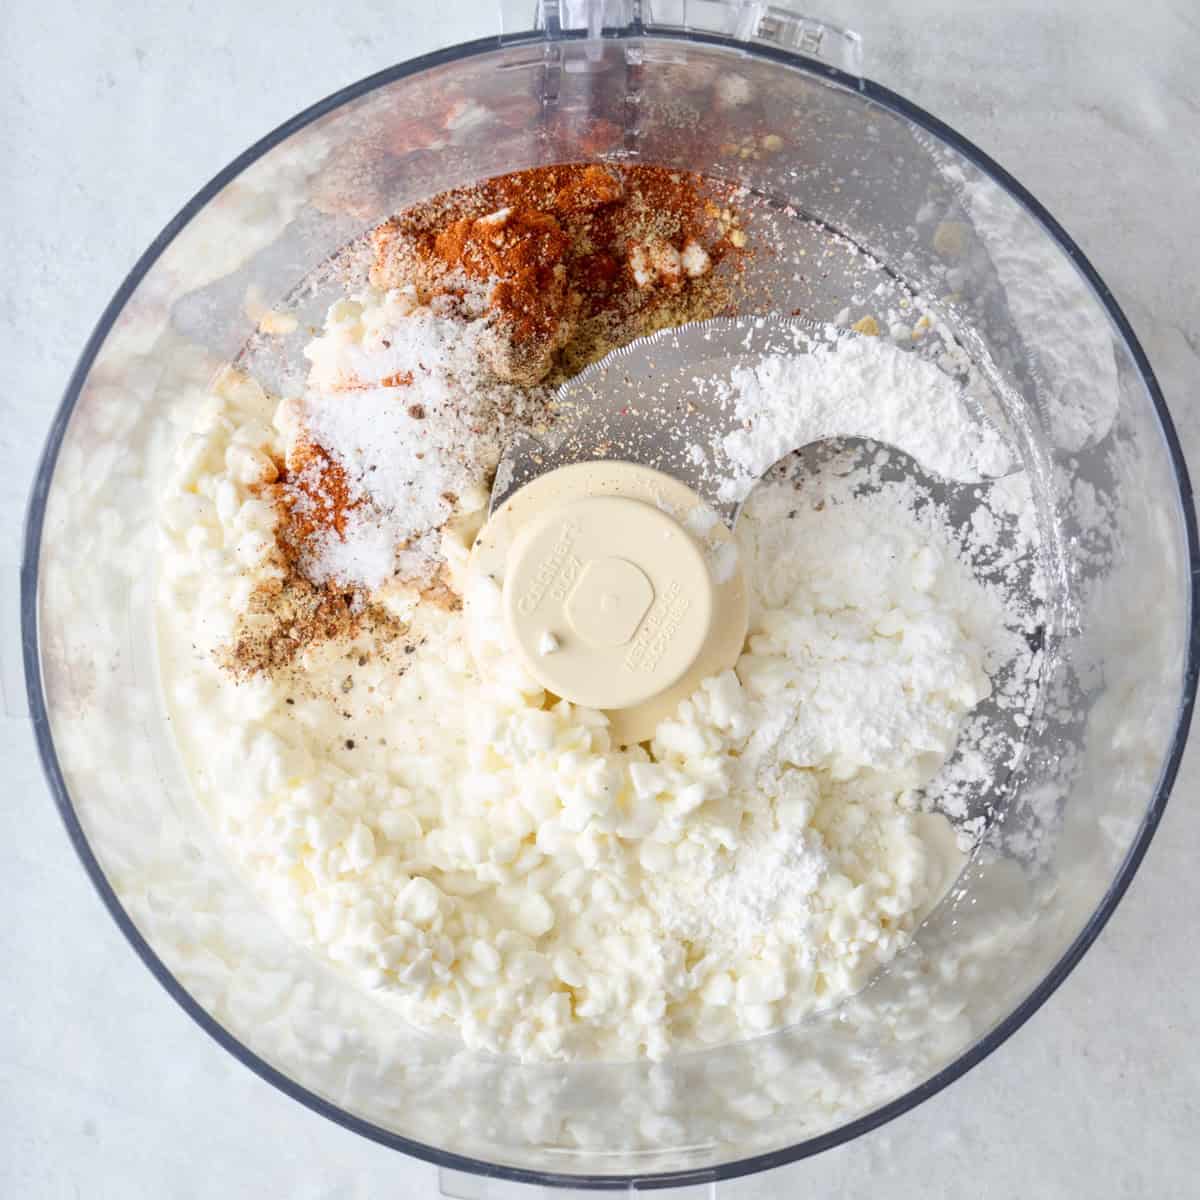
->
[156,302,1030,1060]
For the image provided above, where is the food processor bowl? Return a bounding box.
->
[24,2,1197,1190]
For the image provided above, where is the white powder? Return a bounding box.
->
[711,332,1012,503]
[647,805,827,957]
[644,474,1025,964]
[736,481,1001,777]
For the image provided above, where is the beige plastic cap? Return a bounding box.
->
[468,461,749,746]
[505,495,714,711]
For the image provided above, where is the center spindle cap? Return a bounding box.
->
[466,461,748,746]
[504,494,714,711]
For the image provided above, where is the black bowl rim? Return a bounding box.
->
[21,26,1200,1192]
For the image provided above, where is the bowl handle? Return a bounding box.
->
[499,0,863,79]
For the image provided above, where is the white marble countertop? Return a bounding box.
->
[3,1,1198,1196]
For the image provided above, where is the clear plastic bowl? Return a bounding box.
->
[23,6,1197,1192]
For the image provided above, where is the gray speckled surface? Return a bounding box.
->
[2,2,1197,1196]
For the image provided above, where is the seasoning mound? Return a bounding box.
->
[368,162,739,387]
[252,163,743,638]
